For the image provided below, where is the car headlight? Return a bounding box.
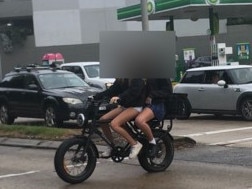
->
[63,98,82,104]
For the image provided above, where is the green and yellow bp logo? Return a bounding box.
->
[147,0,155,14]
[205,0,220,5]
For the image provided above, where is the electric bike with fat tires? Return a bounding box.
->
[54,94,189,184]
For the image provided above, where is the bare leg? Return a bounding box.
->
[135,107,155,141]
[110,108,140,146]
[99,107,124,144]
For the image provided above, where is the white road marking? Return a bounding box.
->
[182,126,252,137]
[210,137,252,146]
[0,171,40,179]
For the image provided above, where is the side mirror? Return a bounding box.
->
[217,80,228,88]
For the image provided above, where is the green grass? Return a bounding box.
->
[0,124,81,140]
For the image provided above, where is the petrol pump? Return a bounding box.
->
[217,43,234,65]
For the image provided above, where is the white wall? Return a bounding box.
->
[32,0,126,47]
[32,0,227,47]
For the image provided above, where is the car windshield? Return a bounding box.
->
[229,68,252,84]
[38,72,90,89]
[84,65,100,78]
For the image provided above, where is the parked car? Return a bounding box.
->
[60,62,115,90]
[173,65,252,120]
[0,66,101,127]
[189,56,212,68]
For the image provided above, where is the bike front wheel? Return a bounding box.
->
[138,131,174,172]
[54,138,97,184]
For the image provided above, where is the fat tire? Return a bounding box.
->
[54,138,97,184]
[138,131,174,172]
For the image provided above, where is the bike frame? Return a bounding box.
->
[76,98,174,161]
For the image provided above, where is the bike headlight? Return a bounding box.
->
[105,82,113,89]
[77,113,85,126]
[63,98,82,104]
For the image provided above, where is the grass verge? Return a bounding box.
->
[0,124,81,140]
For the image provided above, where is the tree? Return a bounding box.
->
[0,24,28,53]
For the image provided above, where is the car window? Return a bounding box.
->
[204,70,226,84]
[24,74,39,89]
[220,71,233,84]
[61,66,85,80]
[0,74,25,88]
[84,65,99,78]
[229,68,252,84]
[61,66,72,72]
[38,73,89,89]
[205,57,211,61]
[181,71,205,83]
[72,66,85,79]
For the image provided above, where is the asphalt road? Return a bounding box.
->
[0,144,252,189]
[1,114,252,189]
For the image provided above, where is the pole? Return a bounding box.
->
[140,0,149,31]
[209,7,218,66]
[0,53,2,81]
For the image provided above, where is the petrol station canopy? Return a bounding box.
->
[117,0,252,21]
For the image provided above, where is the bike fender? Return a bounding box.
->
[75,136,99,158]
[154,130,174,141]
[166,132,174,141]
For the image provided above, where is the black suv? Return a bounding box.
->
[0,66,100,127]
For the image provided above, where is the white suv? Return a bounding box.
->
[60,62,115,90]
[174,65,252,120]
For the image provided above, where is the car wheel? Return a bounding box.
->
[176,98,191,120]
[240,98,252,121]
[0,104,15,124]
[44,105,63,127]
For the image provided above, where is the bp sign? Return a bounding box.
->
[205,0,220,5]
[147,0,155,14]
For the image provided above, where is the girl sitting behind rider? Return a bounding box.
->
[94,78,146,158]
[135,78,173,157]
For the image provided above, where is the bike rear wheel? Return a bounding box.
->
[54,138,97,184]
[138,130,174,172]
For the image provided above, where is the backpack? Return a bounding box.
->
[164,93,191,120]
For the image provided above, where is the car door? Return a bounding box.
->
[3,74,26,115]
[175,70,206,109]
[196,70,237,111]
[20,74,44,117]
